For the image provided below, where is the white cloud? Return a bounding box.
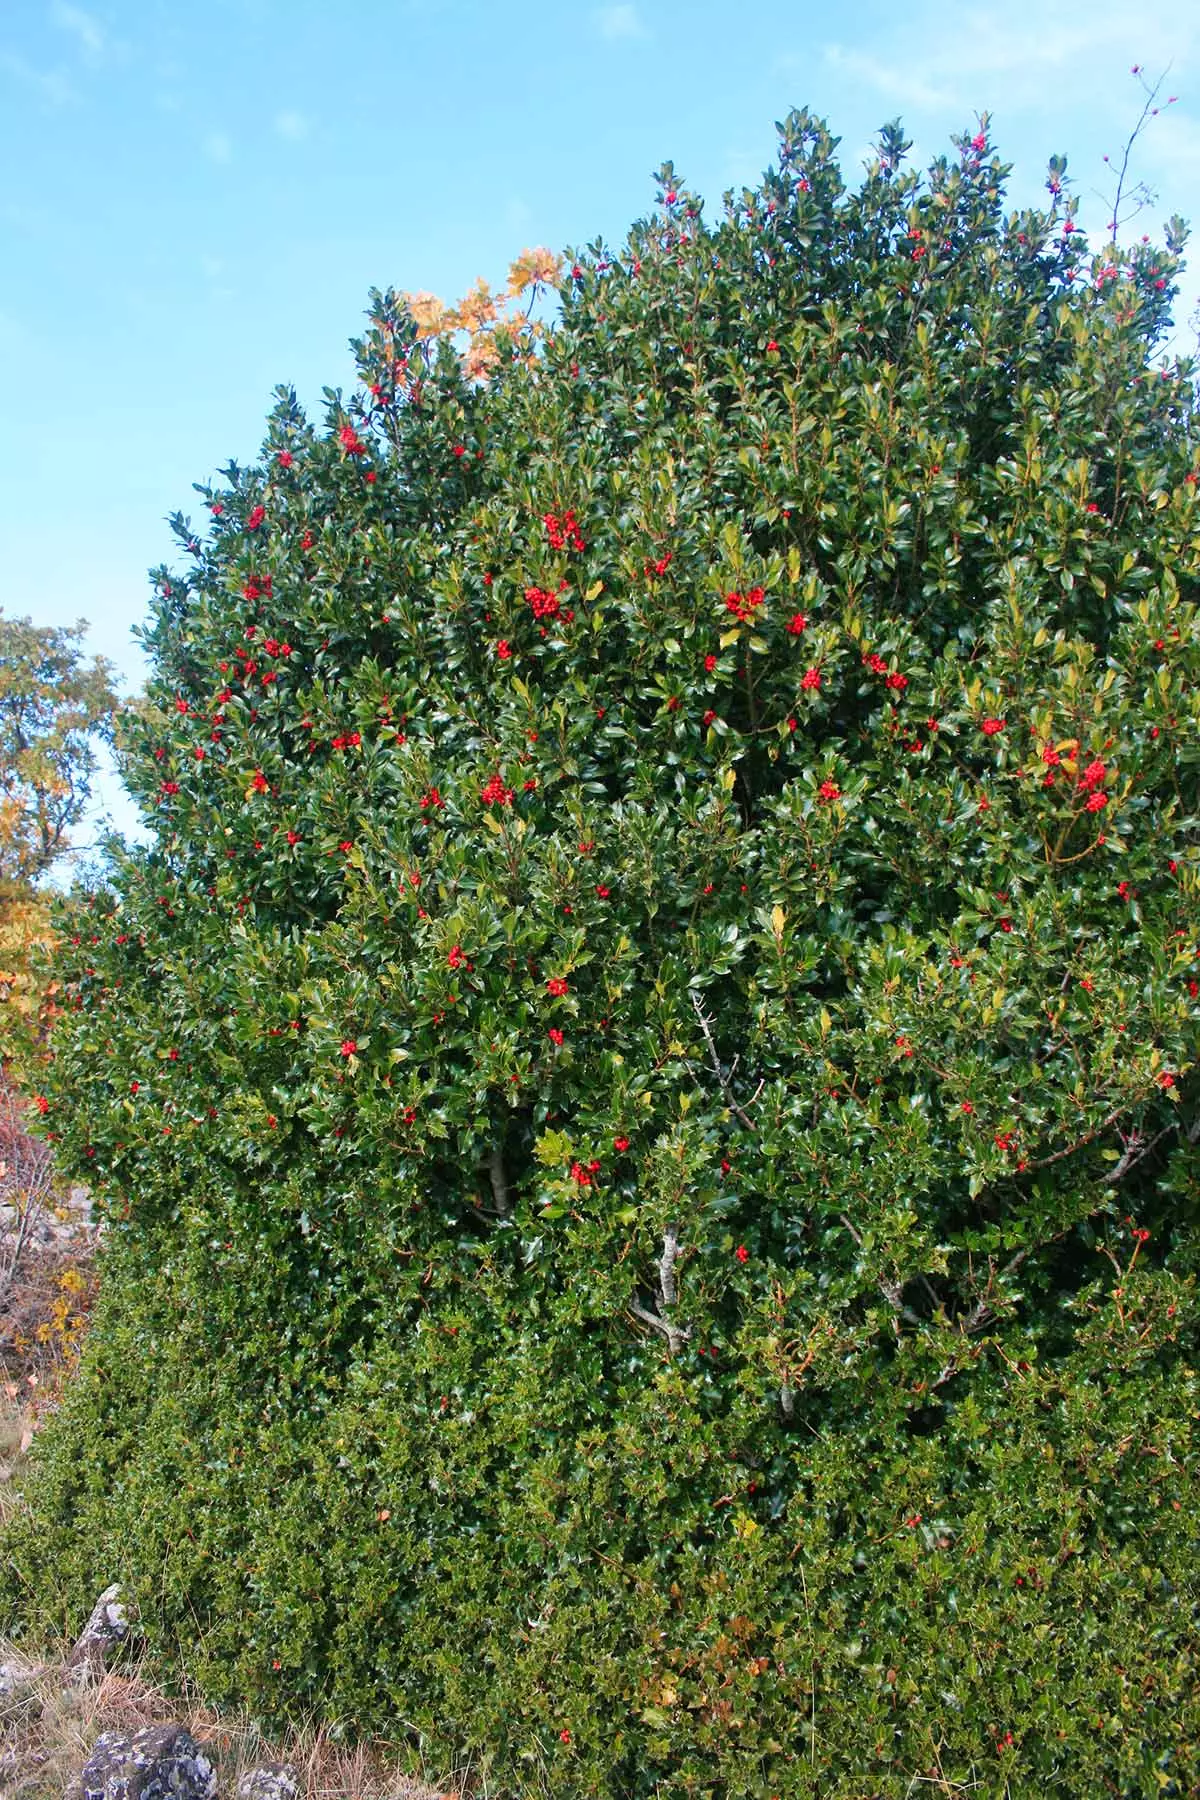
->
[50,2,104,60]
[593,5,646,42]
[820,44,951,114]
[273,109,309,142]
[819,5,1200,120]
[1141,107,1200,185]
[203,131,233,164]
[0,48,74,106]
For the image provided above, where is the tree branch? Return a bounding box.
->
[486,1143,510,1216]
[840,1214,923,1325]
[628,1227,691,1356]
[658,1223,679,1309]
[1100,1121,1178,1186]
[931,1248,1031,1389]
[1019,1107,1126,1175]
[629,1298,690,1357]
[690,990,759,1132]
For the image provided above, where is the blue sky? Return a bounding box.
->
[3,0,1199,849]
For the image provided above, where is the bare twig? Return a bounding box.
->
[690,990,759,1132]
[0,1079,55,1306]
[1104,65,1176,241]
[1100,1121,1178,1185]
[931,1248,1032,1389]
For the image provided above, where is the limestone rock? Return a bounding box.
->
[78,1723,217,1800]
[66,1582,130,1679]
[236,1762,303,1800]
[0,1655,43,1725]
[0,1659,28,1695]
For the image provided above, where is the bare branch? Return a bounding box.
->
[956,1248,1030,1338]
[690,990,759,1133]
[628,1298,690,1357]
[1100,1121,1177,1186]
[1105,65,1174,241]
[841,1214,922,1325]
[931,1248,1032,1389]
[628,1226,691,1356]
[486,1143,511,1217]
[658,1224,679,1310]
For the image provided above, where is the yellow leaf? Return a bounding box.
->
[463,337,501,381]
[506,246,563,295]
[404,290,452,337]
[454,278,499,333]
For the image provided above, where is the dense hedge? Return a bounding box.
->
[5,111,1199,1796]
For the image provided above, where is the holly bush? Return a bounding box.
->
[4,111,1199,1798]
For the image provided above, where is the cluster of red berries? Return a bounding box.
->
[543,510,586,552]
[481,774,513,807]
[525,582,569,621]
[724,586,765,622]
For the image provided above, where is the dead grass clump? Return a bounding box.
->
[0,1638,461,1800]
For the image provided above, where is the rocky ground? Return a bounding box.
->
[0,1621,461,1800]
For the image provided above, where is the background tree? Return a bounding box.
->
[0,613,117,885]
[3,112,1198,1799]
[0,615,115,1354]
[0,613,117,1067]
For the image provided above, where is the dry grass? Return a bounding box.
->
[0,1638,462,1800]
